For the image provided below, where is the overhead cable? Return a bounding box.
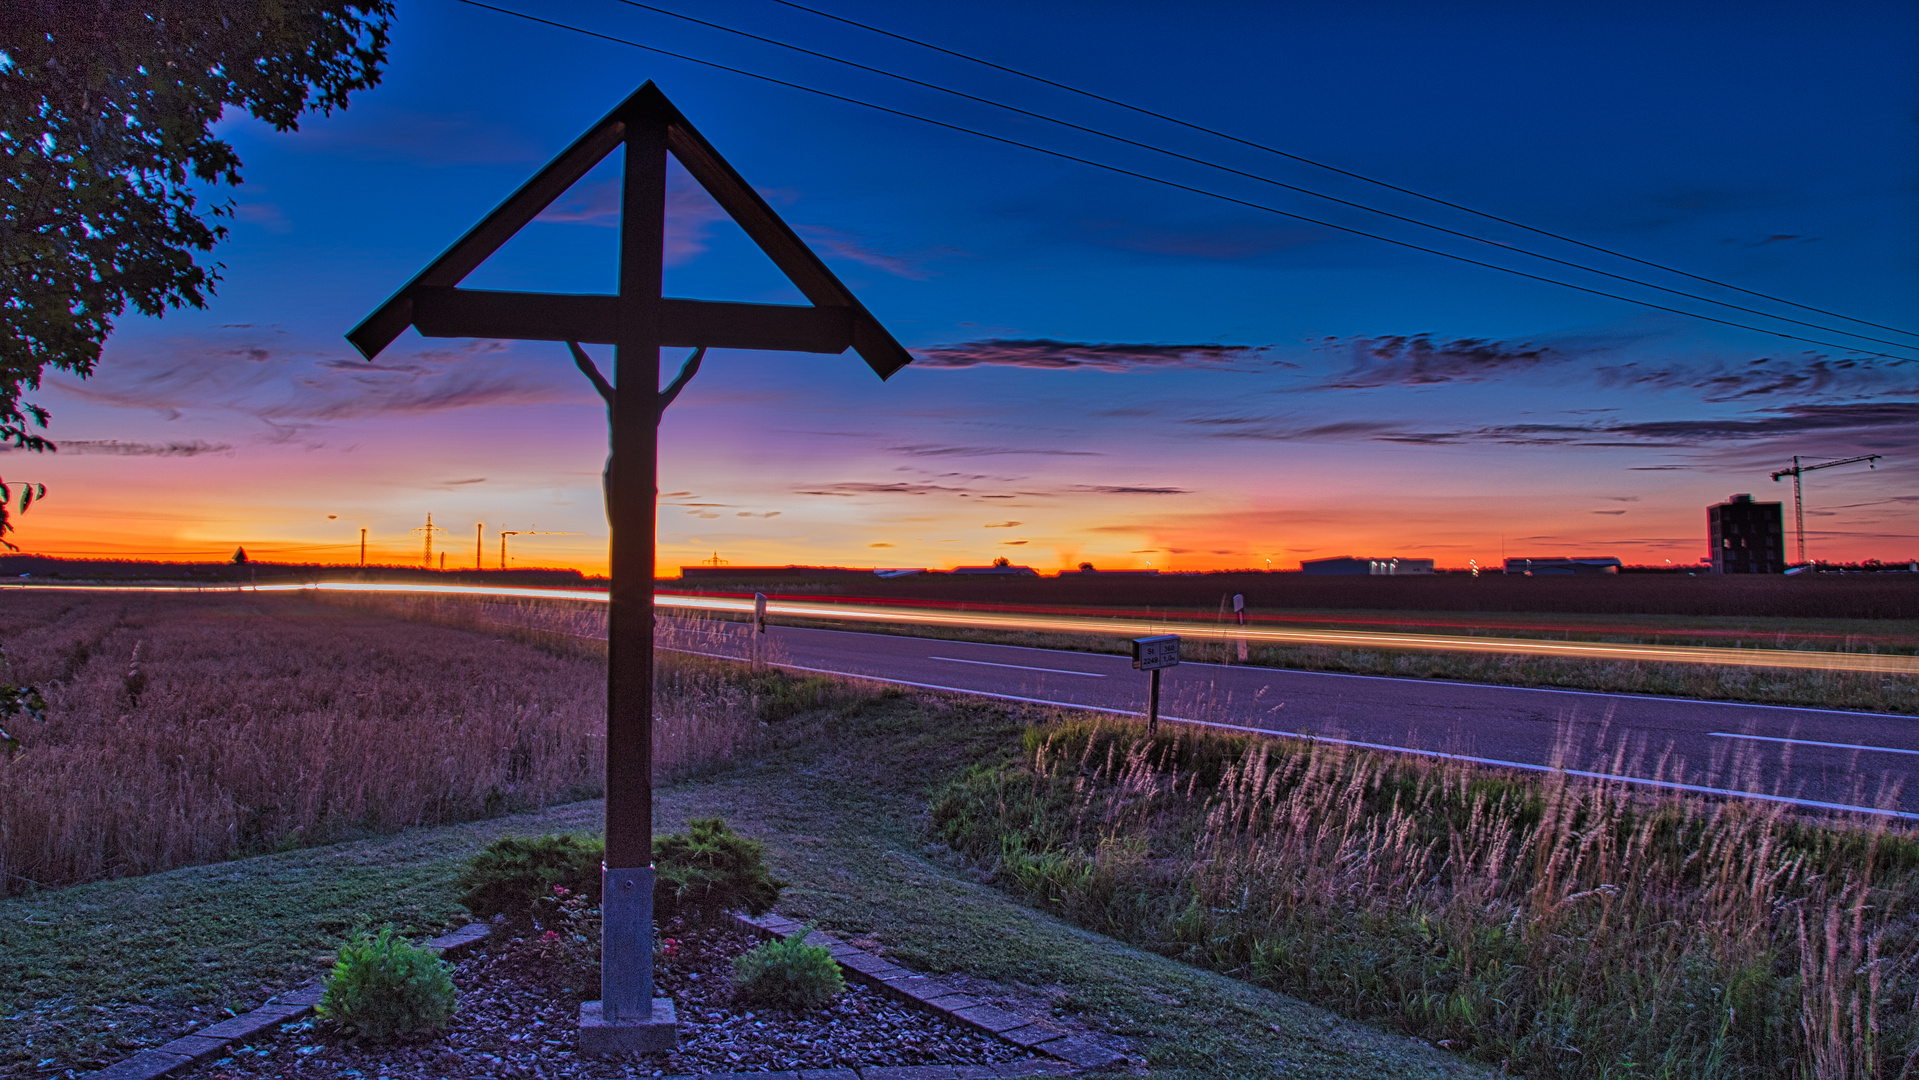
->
[609,0,1918,354]
[768,0,1919,343]
[452,0,1918,363]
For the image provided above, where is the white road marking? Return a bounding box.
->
[1709,732,1919,756]
[929,656,1107,677]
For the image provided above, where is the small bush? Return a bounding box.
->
[731,926,844,1009]
[653,817,784,924]
[457,833,603,921]
[317,927,457,1042]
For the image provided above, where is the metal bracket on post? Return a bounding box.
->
[581,865,676,1053]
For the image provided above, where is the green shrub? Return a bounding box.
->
[731,925,844,1009]
[653,817,785,924]
[317,927,457,1042]
[457,833,603,921]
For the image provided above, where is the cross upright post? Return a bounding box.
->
[345,81,915,1055]
[599,104,668,1029]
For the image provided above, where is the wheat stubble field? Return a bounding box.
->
[0,591,760,896]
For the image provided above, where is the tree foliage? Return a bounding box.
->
[0,1,394,531]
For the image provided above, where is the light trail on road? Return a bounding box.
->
[5,579,1915,674]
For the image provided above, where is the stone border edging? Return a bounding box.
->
[732,912,1127,1073]
[79,923,491,1080]
[79,913,1125,1080]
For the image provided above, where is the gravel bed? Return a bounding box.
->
[179,922,1042,1079]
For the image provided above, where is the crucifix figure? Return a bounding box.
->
[347,82,911,1052]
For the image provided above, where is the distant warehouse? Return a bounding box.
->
[1504,557,1622,575]
[1300,556,1435,576]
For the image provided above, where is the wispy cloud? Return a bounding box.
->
[912,339,1277,371]
[56,333,572,430]
[1189,403,1919,452]
[888,443,1100,457]
[8,439,234,457]
[796,224,935,280]
[1317,334,1555,388]
[537,167,726,266]
[1068,484,1190,495]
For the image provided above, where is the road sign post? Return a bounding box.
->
[752,591,768,668]
[1131,635,1180,733]
[345,82,913,1054]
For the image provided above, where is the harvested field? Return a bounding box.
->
[0,592,754,896]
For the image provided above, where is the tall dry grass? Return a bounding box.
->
[932,718,1919,1078]
[0,592,767,895]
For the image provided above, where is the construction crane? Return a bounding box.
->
[497,527,569,570]
[1771,453,1882,565]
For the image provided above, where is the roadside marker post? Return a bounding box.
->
[1233,593,1248,662]
[1131,634,1180,733]
[753,591,768,668]
[345,82,913,1053]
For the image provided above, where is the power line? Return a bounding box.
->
[767,0,1919,344]
[609,0,1919,354]
[452,0,1919,363]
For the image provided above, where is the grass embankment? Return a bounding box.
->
[1,678,1484,1080]
[931,720,1919,1079]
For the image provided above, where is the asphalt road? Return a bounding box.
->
[668,620,1919,819]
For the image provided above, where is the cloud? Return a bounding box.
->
[1068,485,1190,495]
[233,202,291,234]
[911,339,1275,371]
[1595,355,1915,403]
[292,108,542,165]
[1311,332,1913,403]
[19,439,233,457]
[983,521,1022,528]
[869,542,894,548]
[795,481,970,497]
[1193,403,1919,454]
[56,334,572,429]
[888,444,1100,457]
[1002,540,1029,545]
[1592,510,1628,515]
[1317,334,1555,388]
[537,166,726,267]
[441,477,487,486]
[796,224,935,280]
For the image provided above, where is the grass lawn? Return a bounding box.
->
[2,683,1485,1080]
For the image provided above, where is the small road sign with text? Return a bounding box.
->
[1133,635,1180,671]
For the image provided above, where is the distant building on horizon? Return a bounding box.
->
[951,558,1039,577]
[1300,556,1435,576]
[1708,493,1786,574]
[1503,557,1622,575]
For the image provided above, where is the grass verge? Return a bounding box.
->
[3,679,1484,1080]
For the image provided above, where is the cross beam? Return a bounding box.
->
[346,82,912,1050]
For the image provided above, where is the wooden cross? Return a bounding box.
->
[347,82,911,1050]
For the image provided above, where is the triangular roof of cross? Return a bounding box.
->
[346,81,911,379]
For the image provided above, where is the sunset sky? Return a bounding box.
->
[10,0,1918,575]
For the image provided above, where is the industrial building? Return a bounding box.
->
[1504,556,1622,575]
[1300,556,1435,576]
[1708,493,1786,574]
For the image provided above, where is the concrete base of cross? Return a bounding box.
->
[578,998,677,1054]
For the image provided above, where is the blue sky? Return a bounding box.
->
[15,0,1918,572]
